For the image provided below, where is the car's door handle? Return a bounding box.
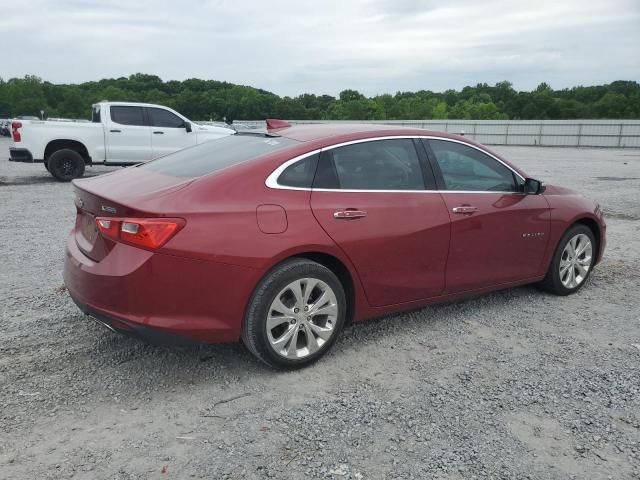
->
[153,131,164,134]
[333,210,367,219]
[452,206,478,214]
[110,129,121,133]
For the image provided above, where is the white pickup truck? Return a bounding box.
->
[8,102,234,181]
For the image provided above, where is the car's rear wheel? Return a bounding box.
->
[538,224,596,295]
[242,258,346,369]
[48,149,85,182]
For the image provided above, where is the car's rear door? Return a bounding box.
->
[147,107,197,159]
[423,138,550,293]
[310,138,450,307]
[105,105,152,163]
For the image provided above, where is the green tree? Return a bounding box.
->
[338,89,365,102]
[5,75,47,117]
[0,75,638,121]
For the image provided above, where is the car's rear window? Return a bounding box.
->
[139,134,298,177]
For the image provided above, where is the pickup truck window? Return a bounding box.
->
[111,106,145,126]
[148,108,184,128]
[140,134,298,177]
[92,105,101,123]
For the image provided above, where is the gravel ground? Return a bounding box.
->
[1,136,639,479]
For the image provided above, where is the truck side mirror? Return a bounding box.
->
[184,122,192,133]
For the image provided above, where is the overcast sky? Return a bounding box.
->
[2,0,639,96]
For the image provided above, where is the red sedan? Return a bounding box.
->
[64,122,606,368]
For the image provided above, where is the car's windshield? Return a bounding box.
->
[139,134,298,177]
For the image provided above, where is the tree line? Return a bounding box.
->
[0,74,639,122]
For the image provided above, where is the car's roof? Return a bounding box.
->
[273,122,460,143]
[94,101,179,109]
[265,123,528,179]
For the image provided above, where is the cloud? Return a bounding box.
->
[1,0,639,96]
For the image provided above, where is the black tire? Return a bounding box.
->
[47,149,85,182]
[538,224,596,295]
[44,160,49,172]
[242,258,347,369]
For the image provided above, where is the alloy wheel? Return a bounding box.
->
[266,278,338,359]
[559,233,593,288]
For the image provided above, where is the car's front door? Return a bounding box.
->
[105,105,152,163]
[424,138,550,293]
[310,138,451,307]
[147,107,197,159]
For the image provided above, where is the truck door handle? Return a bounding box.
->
[153,131,164,134]
[110,129,121,133]
[452,206,478,214]
[333,210,367,219]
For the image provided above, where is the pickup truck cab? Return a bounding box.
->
[9,102,235,181]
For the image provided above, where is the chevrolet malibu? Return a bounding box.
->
[64,122,606,368]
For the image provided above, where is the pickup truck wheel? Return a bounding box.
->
[48,149,85,182]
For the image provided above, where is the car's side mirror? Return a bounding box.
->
[524,177,545,194]
[184,122,192,133]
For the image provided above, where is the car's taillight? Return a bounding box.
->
[95,217,185,250]
[11,122,22,142]
[96,218,120,241]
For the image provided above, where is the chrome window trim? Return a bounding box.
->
[265,149,322,191]
[264,136,525,193]
[313,189,525,195]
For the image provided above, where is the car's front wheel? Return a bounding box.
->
[242,258,346,369]
[539,224,596,295]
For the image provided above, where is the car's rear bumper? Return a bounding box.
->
[9,147,37,163]
[70,296,205,345]
[63,233,259,344]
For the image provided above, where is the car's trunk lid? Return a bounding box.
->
[72,167,194,261]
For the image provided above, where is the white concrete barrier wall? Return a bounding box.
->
[236,120,640,148]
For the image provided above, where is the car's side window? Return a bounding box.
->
[427,139,518,192]
[314,139,425,190]
[148,108,185,128]
[110,106,145,126]
[277,153,319,188]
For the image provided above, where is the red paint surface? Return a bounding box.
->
[256,204,288,234]
[64,126,606,343]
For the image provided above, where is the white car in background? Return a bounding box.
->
[8,102,235,181]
